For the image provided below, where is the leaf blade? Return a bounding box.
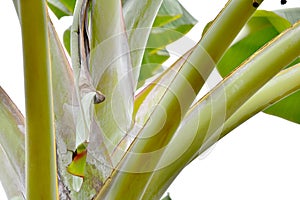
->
[47,0,76,19]
[138,0,197,87]
[122,0,164,87]
[0,87,25,199]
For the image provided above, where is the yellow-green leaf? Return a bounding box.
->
[67,142,88,178]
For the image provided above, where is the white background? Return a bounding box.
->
[1,0,300,199]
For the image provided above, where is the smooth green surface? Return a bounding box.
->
[9,0,77,195]
[194,63,300,158]
[96,0,264,199]
[217,10,291,77]
[63,26,71,54]
[20,0,58,199]
[142,21,300,199]
[263,9,300,124]
[264,89,300,123]
[225,64,300,136]
[47,0,76,19]
[215,9,300,124]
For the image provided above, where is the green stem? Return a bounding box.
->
[194,63,300,159]
[96,0,264,199]
[20,1,58,199]
[143,21,300,199]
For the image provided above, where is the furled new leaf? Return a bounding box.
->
[49,16,108,198]
[70,1,114,197]
[89,0,135,167]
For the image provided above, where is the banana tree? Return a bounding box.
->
[1,0,300,199]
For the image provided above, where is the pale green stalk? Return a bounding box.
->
[20,0,58,199]
[143,21,300,199]
[194,63,300,159]
[221,64,300,138]
[96,0,264,199]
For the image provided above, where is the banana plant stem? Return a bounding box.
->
[20,1,58,199]
[143,21,300,199]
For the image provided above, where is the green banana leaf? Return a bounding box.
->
[138,0,197,88]
[63,26,71,54]
[47,0,76,19]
